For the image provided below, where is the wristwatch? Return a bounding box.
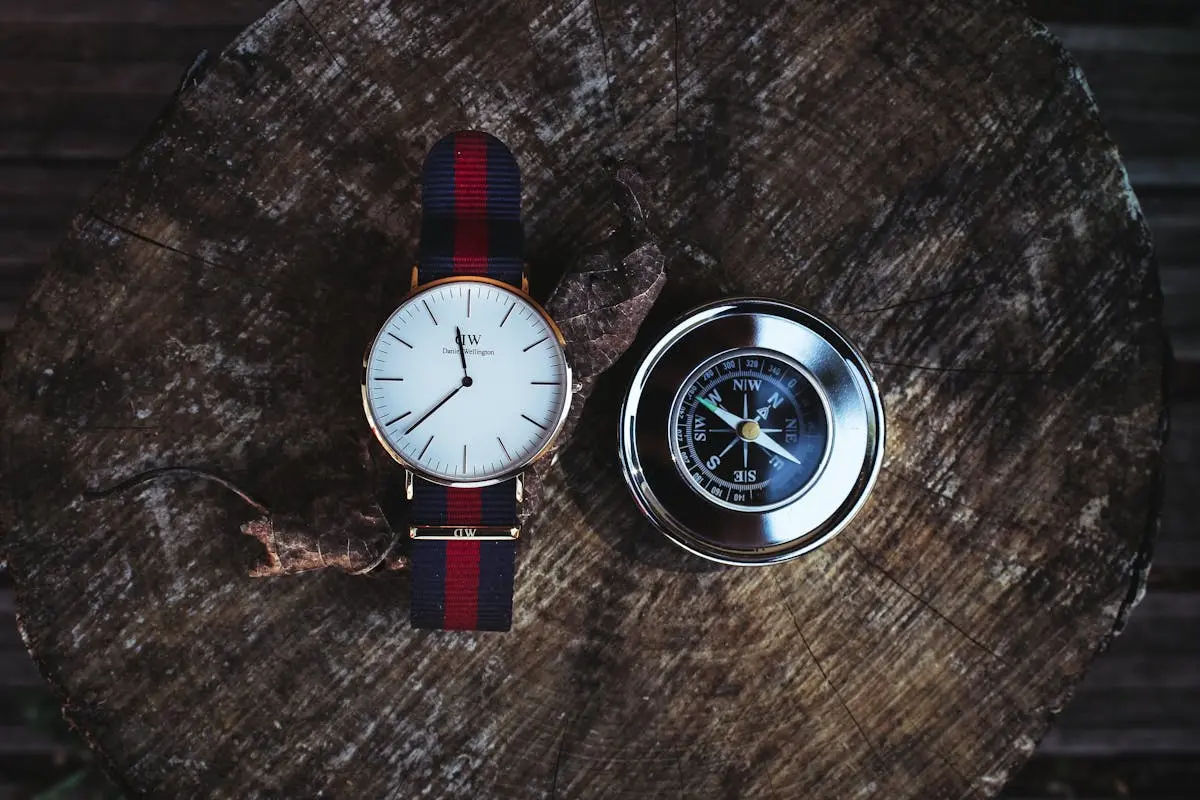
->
[362,131,572,631]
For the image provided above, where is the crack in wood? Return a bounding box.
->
[88,213,277,296]
[589,0,616,119]
[291,0,343,67]
[871,359,1053,376]
[549,717,571,798]
[847,541,1008,664]
[772,572,894,792]
[839,281,992,316]
[671,0,683,134]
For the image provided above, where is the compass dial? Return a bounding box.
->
[671,350,830,511]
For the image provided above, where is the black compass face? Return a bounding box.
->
[672,351,830,510]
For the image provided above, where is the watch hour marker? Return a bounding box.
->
[423,300,438,325]
[387,332,413,348]
[463,444,467,472]
[466,289,471,318]
[521,414,547,430]
[375,377,405,381]
[500,302,516,328]
[419,435,435,459]
[531,381,558,385]
[385,412,411,426]
[523,337,548,352]
[497,437,512,460]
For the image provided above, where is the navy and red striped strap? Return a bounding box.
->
[409,481,518,631]
[418,130,523,286]
[410,130,524,632]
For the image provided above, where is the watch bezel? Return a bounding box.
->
[362,275,573,488]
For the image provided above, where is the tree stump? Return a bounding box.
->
[0,0,1166,797]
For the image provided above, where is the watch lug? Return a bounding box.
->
[405,470,414,500]
[515,473,524,504]
[521,270,530,295]
[410,265,420,291]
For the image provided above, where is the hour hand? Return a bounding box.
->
[455,326,469,376]
[697,397,742,431]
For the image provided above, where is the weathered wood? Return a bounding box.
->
[0,1,1167,799]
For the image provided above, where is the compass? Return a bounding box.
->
[670,349,831,512]
[619,298,885,565]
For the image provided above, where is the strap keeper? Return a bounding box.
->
[410,525,519,541]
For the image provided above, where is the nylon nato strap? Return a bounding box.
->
[409,130,523,631]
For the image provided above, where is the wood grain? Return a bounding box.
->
[0,1,1167,798]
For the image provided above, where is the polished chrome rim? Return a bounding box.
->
[618,298,885,565]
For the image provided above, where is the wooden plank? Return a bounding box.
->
[0,651,40,688]
[1161,269,1200,367]
[0,230,59,265]
[1040,727,1200,755]
[0,726,62,756]
[1051,689,1200,729]
[1086,593,1200,659]
[0,194,88,228]
[0,616,23,651]
[1065,48,1200,161]
[0,61,184,95]
[0,94,171,148]
[0,23,249,62]
[1159,402,1200,567]
[0,131,135,161]
[0,162,116,197]
[1028,1,1200,27]
[1003,754,1200,798]
[1080,655,1200,690]
[0,0,276,26]
[1125,159,1200,189]
[1140,193,1200,268]
[1051,24,1200,55]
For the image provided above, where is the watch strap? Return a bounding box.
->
[418,130,523,288]
[409,130,525,632]
[409,480,518,631]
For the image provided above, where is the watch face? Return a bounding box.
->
[670,350,830,511]
[363,278,570,483]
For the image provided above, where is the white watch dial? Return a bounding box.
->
[364,278,570,483]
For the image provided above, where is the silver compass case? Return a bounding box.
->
[618,298,885,565]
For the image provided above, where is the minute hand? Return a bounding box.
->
[752,429,804,466]
[404,384,462,435]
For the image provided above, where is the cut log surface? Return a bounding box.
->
[0,1,1167,798]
